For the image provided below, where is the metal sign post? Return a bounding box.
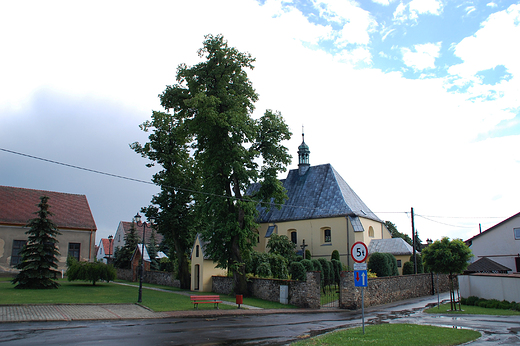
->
[352,242,368,335]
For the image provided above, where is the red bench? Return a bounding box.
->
[190,295,221,309]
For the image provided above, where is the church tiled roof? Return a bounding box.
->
[252,164,381,223]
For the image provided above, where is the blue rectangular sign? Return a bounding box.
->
[354,270,367,287]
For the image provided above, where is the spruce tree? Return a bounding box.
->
[147,229,159,271]
[12,196,61,289]
[114,221,140,269]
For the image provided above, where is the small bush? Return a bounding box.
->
[289,262,306,281]
[466,296,479,306]
[256,262,272,278]
[402,261,414,275]
[269,253,289,279]
[385,253,399,276]
[331,259,342,285]
[368,253,391,277]
[300,259,314,272]
[66,260,116,285]
[318,258,330,286]
[331,250,340,261]
[305,249,312,261]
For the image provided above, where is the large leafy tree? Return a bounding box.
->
[155,34,292,294]
[12,196,61,289]
[385,221,412,246]
[131,110,199,289]
[422,237,473,310]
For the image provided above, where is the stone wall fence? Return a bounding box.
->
[340,272,455,310]
[212,271,321,309]
[116,268,180,288]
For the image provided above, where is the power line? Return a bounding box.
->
[0,147,508,226]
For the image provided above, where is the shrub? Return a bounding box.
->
[368,252,391,277]
[305,249,312,261]
[331,250,340,261]
[159,257,174,272]
[289,262,306,281]
[409,253,424,274]
[256,262,272,278]
[466,296,479,306]
[300,259,314,272]
[318,258,331,286]
[402,261,414,275]
[311,259,323,284]
[331,259,342,285]
[268,253,289,279]
[66,260,116,285]
[246,251,270,276]
[385,253,399,276]
[327,261,335,285]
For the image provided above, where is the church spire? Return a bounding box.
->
[298,126,310,175]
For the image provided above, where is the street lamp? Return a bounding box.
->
[107,235,113,261]
[134,213,154,303]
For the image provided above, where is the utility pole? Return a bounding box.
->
[411,207,416,274]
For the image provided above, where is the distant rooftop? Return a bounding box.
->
[368,238,415,256]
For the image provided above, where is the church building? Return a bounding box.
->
[252,133,391,268]
[191,133,392,290]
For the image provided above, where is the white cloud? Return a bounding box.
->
[401,42,442,70]
[447,4,520,129]
[394,0,443,23]
[312,0,377,46]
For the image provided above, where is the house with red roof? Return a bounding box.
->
[96,237,115,263]
[0,185,97,272]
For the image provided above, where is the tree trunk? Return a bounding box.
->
[231,234,248,296]
[177,251,191,290]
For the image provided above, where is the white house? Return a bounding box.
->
[96,238,114,263]
[465,211,520,273]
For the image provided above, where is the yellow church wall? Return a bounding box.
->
[254,216,389,269]
[190,236,227,292]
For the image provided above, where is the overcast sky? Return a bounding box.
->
[1,0,519,245]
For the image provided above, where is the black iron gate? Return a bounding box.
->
[321,283,339,308]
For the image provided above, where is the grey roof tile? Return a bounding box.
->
[368,238,415,256]
[252,164,381,223]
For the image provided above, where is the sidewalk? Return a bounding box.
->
[0,283,449,323]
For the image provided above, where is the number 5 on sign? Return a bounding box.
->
[351,242,368,263]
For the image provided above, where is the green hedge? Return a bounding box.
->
[461,296,520,311]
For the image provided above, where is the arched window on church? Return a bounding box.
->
[368,226,375,238]
[290,230,297,244]
[323,228,331,243]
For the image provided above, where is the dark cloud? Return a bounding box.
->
[1,88,160,239]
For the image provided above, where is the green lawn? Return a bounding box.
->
[291,323,481,346]
[0,277,296,311]
[425,303,520,316]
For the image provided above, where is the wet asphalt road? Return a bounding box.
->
[2,295,520,345]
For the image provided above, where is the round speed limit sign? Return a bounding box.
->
[351,241,368,263]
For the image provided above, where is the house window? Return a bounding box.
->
[324,229,331,243]
[68,243,81,261]
[514,228,520,240]
[397,260,402,268]
[290,231,297,244]
[368,226,374,238]
[196,245,200,257]
[10,240,26,266]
